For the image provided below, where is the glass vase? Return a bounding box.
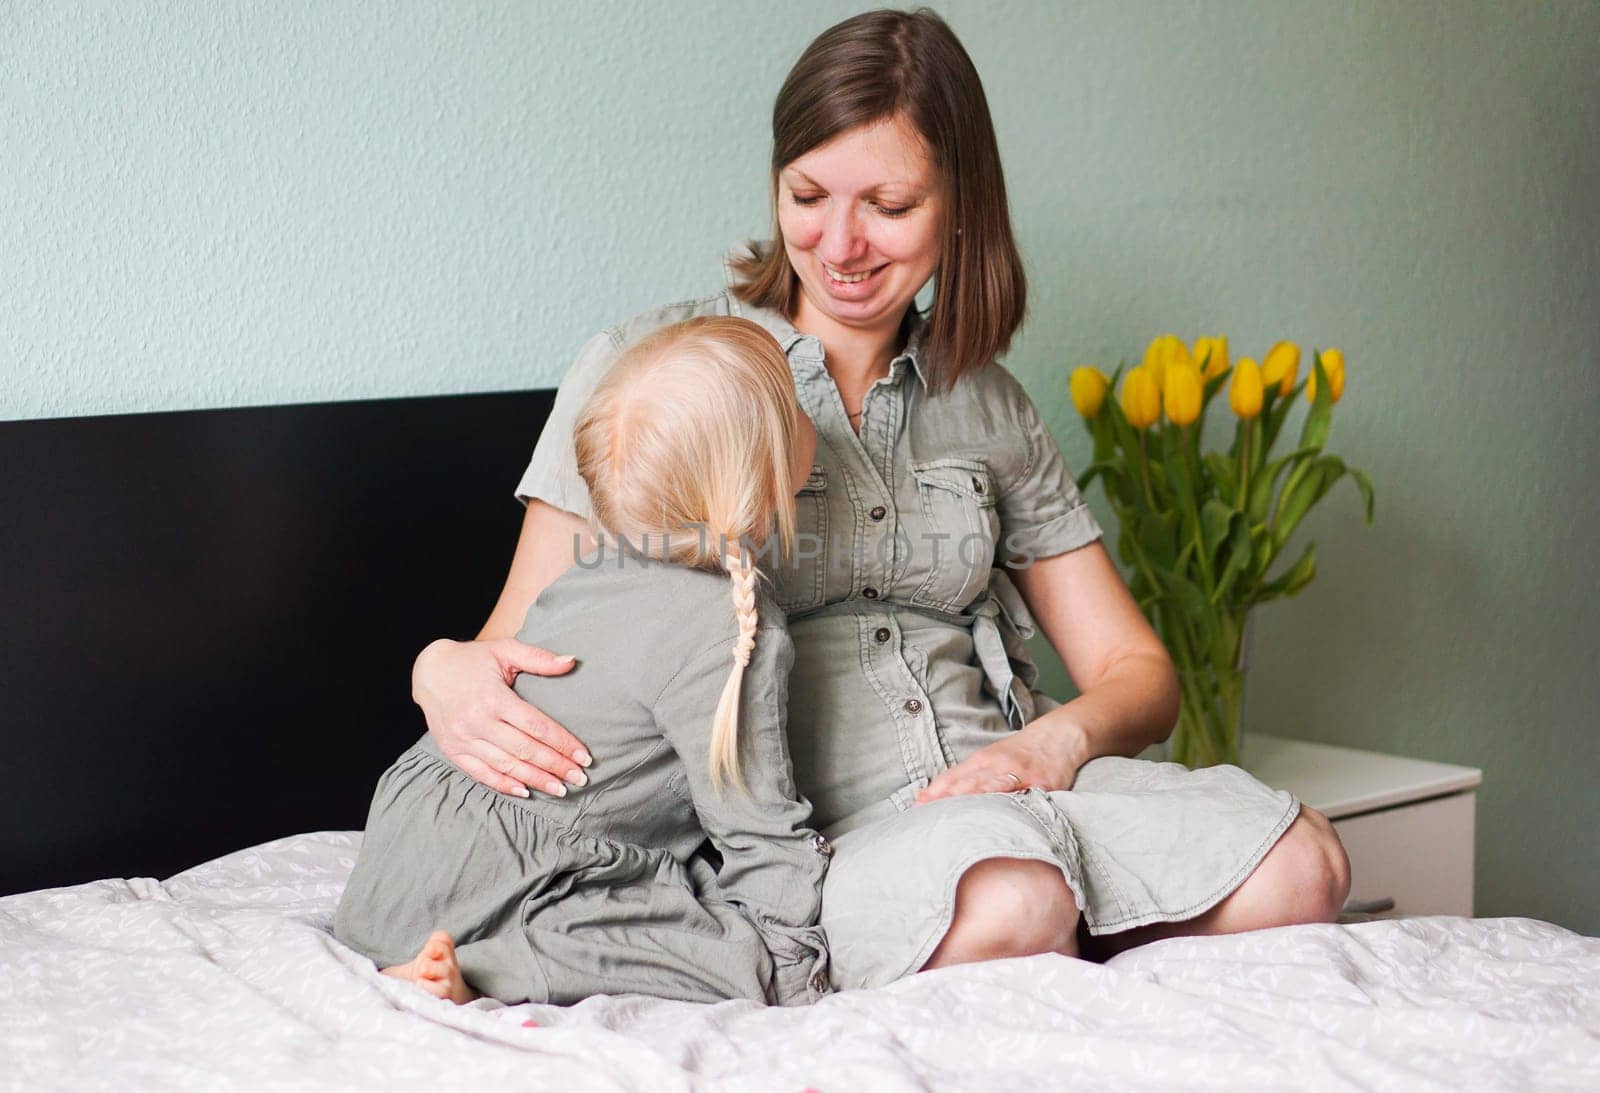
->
[1167,612,1253,769]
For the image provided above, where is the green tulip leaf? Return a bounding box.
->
[1105,391,1147,466]
[1270,466,1323,553]
[1175,538,1196,572]
[1137,509,1181,571]
[1162,429,1192,495]
[1298,354,1333,452]
[1077,460,1130,495]
[1211,514,1253,606]
[1260,379,1304,456]
[1116,529,1136,567]
[1089,412,1114,462]
[1257,540,1317,603]
[1204,452,1238,503]
[1147,458,1172,498]
[1249,447,1314,525]
[1350,466,1376,524]
[1272,453,1354,552]
[1117,470,1139,508]
[1151,562,1217,654]
[1249,522,1275,586]
[1201,499,1234,557]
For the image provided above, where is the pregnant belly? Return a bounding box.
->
[785,610,1014,834]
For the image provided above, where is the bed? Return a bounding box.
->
[3,394,1596,1091]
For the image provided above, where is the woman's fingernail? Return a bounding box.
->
[565,768,588,788]
[575,750,593,768]
[546,782,567,798]
[512,785,530,799]
[555,653,576,664]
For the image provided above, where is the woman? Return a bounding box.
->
[411,9,1350,988]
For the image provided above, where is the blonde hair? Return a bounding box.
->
[572,316,800,793]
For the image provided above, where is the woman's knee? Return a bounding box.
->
[1270,806,1351,923]
[923,857,1080,969]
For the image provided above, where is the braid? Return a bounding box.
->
[709,543,759,793]
[729,549,759,667]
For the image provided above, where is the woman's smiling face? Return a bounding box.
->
[777,114,945,340]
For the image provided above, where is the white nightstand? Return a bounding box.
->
[1142,733,1484,918]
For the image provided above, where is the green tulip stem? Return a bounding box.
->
[1137,430,1156,509]
[1182,423,1215,590]
[1239,420,1252,510]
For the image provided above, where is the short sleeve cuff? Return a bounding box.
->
[1002,502,1103,565]
[513,461,591,521]
[511,329,622,520]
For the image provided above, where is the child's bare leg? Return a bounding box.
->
[380,930,478,1004]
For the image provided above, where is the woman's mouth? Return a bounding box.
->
[820,261,886,295]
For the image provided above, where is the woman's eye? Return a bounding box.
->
[789,194,824,207]
[875,204,913,218]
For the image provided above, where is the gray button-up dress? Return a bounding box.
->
[335,553,832,1006]
[515,247,1301,990]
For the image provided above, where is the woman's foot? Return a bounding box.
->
[380,930,478,1004]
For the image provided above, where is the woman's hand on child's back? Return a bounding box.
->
[412,637,591,798]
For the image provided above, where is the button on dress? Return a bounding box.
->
[515,247,1301,990]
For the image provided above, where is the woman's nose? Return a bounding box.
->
[818,206,867,266]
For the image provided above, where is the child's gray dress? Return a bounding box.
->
[334,549,832,1006]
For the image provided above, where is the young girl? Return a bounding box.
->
[334,316,832,1007]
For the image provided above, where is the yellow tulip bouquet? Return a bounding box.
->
[1070,336,1374,768]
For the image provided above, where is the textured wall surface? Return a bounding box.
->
[4,2,1597,933]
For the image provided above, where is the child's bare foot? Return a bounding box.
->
[380,930,478,1004]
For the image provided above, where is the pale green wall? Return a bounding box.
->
[4,2,1596,933]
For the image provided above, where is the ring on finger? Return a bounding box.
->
[1003,772,1022,788]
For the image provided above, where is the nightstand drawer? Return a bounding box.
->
[1332,791,1476,917]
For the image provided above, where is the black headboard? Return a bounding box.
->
[0,390,555,895]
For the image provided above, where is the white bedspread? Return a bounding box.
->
[2,831,1596,1092]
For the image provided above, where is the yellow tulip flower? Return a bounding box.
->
[1121,366,1161,429]
[1194,335,1230,380]
[1229,357,1264,419]
[1306,347,1346,403]
[1069,366,1109,418]
[1142,333,1190,392]
[1262,341,1300,396]
[1163,361,1203,426]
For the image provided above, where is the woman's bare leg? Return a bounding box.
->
[381,930,479,1004]
[921,857,1081,970]
[1081,804,1352,962]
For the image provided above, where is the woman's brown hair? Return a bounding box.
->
[730,7,1027,392]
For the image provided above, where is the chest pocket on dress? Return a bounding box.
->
[909,458,1000,613]
[771,467,829,614]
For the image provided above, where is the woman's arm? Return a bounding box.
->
[411,499,598,797]
[477,499,596,641]
[916,542,1180,802]
[1011,541,1180,750]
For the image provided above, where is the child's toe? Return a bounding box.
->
[414,975,451,1000]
